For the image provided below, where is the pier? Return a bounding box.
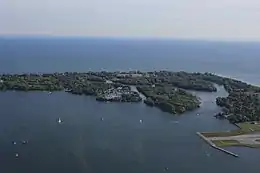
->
[197,132,239,158]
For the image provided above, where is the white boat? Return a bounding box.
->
[58,118,62,124]
[22,140,28,144]
[139,120,143,123]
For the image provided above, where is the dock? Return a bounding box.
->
[197,132,239,158]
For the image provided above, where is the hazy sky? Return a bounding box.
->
[1,0,260,41]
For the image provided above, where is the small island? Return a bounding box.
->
[137,85,200,114]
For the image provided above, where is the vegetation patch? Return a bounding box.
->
[201,131,247,137]
[137,85,200,114]
[216,92,260,123]
[212,140,260,148]
[201,122,260,138]
[236,122,260,132]
[212,140,240,147]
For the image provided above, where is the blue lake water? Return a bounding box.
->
[1,37,260,84]
[0,37,260,173]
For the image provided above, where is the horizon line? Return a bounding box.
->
[1,35,260,44]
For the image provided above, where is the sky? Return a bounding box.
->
[1,0,260,41]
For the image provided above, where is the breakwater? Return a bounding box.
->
[197,132,239,158]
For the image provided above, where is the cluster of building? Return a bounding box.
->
[97,86,141,102]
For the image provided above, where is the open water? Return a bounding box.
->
[0,37,260,173]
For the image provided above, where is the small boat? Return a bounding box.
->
[139,120,143,123]
[12,141,17,145]
[15,153,19,158]
[22,140,28,144]
[48,92,52,95]
[100,117,104,121]
[57,118,62,124]
[164,167,169,171]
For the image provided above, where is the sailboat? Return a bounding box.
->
[58,118,62,124]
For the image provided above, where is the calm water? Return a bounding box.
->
[1,37,260,84]
[0,38,260,173]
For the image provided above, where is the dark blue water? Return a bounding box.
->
[0,38,260,173]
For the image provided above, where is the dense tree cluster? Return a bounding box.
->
[114,71,218,92]
[0,74,63,91]
[195,72,260,93]
[153,71,217,92]
[137,85,200,114]
[216,92,260,123]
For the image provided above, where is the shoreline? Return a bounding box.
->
[1,71,258,85]
[213,73,260,87]
[0,71,259,122]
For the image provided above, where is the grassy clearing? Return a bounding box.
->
[212,140,260,148]
[201,130,246,137]
[201,122,260,138]
[236,122,260,132]
[243,144,260,148]
[199,122,260,148]
[212,140,240,147]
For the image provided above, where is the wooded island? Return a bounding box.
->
[0,71,259,123]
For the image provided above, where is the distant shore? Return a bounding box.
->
[213,73,260,87]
